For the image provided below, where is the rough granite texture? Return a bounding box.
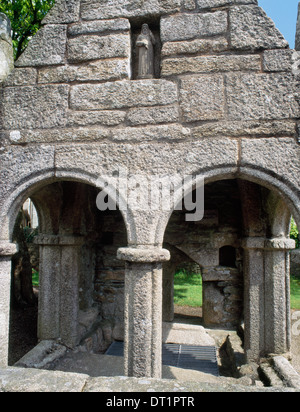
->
[0,367,297,392]
[0,0,300,382]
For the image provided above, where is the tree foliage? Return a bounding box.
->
[290,217,299,249]
[0,0,55,60]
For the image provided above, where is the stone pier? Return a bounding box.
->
[118,247,170,378]
[0,242,17,367]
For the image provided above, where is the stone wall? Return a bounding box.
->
[0,0,299,373]
[202,267,243,327]
[1,0,297,148]
[164,179,244,327]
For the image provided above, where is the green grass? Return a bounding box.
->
[174,269,202,307]
[31,266,300,310]
[291,274,300,310]
[174,270,300,310]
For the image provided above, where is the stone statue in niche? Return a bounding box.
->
[136,24,156,79]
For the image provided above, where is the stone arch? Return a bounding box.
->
[155,165,300,246]
[163,176,244,328]
[159,165,297,360]
[0,169,136,245]
[0,169,138,365]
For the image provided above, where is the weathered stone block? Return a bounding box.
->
[38,59,130,83]
[183,0,195,10]
[70,80,178,111]
[81,0,181,20]
[3,85,69,129]
[162,54,261,76]
[4,68,37,87]
[127,106,179,126]
[161,11,227,42]
[196,0,257,8]
[68,18,130,36]
[42,0,80,24]
[0,145,55,208]
[0,367,88,392]
[202,277,243,327]
[15,25,67,67]
[240,138,300,190]
[263,50,293,72]
[180,75,225,122]
[9,127,111,144]
[161,38,228,56]
[230,5,288,50]
[202,267,240,282]
[67,33,130,63]
[192,120,296,138]
[15,340,67,369]
[0,243,18,256]
[112,124,190,142]
[184,138,239,174]
[67,110,126,127]
[226,73,299,121]
[53,138,238,180]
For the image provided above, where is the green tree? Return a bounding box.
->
[290,217,299,249]
[0,0,55,60]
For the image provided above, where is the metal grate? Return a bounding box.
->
[106,342,219,377]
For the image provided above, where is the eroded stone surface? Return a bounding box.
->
[0,0,299,382]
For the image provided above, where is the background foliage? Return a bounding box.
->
[0,0,55,59]
[290,217,299,249]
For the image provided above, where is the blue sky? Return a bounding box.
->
[258,0,299,48]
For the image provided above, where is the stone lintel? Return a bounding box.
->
[117,247,170,263]
[0,242,18,256]
[242,237,295,251]
[202,266,240,282]
[34,235,84,246]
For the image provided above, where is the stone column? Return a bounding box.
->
[243,237,266,362]
[0,13,14,83]
[117,247,170,378]
[0,242,18,367]
[264,238,295,355]
[243,237,295,362]
[35,235,84,348]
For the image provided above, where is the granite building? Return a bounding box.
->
[0,0,299,379]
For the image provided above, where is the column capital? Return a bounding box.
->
[0,242,18,256]
[117,246,170,263]
[34,234,85,246]
[242,237,295,251]
[264,238,295,251]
